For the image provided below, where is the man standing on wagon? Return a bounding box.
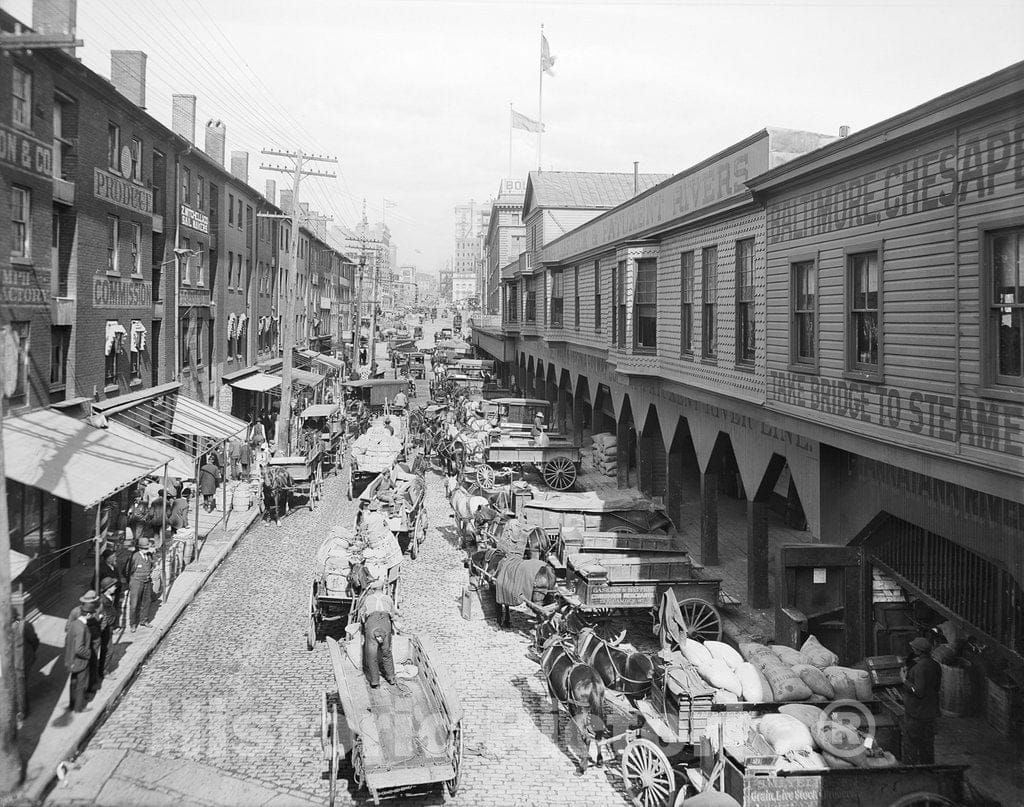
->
[356,572,397,689]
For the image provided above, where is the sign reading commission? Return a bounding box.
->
[179,204,210,234]
[93,277,152,308]
[94,168,154,215]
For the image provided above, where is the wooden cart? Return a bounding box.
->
[321,635,464,806]
[267,451,323,510]
[362,469,429,560]
[476,435,583,491]
[300,403,344,475]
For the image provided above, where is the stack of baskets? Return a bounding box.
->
[591,433,617,477]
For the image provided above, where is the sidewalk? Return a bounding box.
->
[12,484,263,806]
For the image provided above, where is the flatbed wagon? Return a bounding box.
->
[321,634,463,806]
[475,434,583,491]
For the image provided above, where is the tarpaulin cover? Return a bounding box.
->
[3,409,175,508]
[101,420,196,479]
[523,488,659,514]
[170,394,248,440]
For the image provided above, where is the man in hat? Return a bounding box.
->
[64,593,97,711]
[96,577,119,684]
[356,571,398,688]
[901,636,942,764]
[531,411,545,441]
[392,389,408,410]
[126,537,156,632]
[198,454,222,513]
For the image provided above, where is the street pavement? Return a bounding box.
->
[47,319,633,807]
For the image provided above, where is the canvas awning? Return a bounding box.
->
[301,404,341,418]
[101,420,196,479]
[3,409,176,508]
[311,354,345,372]
[273,368,325,388]
[170,394,248,440]
[228,373,282,393]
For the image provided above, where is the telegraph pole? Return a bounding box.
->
[259,149,336,454]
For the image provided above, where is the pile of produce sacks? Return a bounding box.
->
[591,433,618,477]
[738,636,872,703]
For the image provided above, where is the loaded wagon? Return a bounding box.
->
[300,403,345,474]
[267,450,323,510]
[321,635,463,806]
[404,351,427,380]
[347,418,406,499]
[362,468,428,560]
[343,379,410,414]
[477,434,583,491]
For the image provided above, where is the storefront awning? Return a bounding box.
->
[273,368,325,388]
[101,420,196,479]
[228,373,282,393]
[3,409,177,508]
[311,354,345,372]
[170,394,248,440]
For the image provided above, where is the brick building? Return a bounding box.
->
[482,179,527,315]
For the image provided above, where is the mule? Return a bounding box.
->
[540,641,607,767]
[576,627,655,698]
[262,467,292,525]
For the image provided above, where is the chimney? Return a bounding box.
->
[300,202,310,218]
[280,189,293,215]
[633,161,639,195]
[205,120,226,166]
[230,150,249,184]
[839,125,851,138]
[171,94,196,144]
[110,51,147,108]
[33,0,77,55]
[265,179,276,205]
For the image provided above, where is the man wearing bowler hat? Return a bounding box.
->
[126,537,156,632]
[64,593,97,711]
[901,636,942,764]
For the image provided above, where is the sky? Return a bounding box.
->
[3,0,1023,275]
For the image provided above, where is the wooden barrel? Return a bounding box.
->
[940,659,974,717]
[232,484,251,511]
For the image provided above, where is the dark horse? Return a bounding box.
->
[576,627,655,699]
[540,640,607,768]
[262,466,292,525]
[469,548,556,628]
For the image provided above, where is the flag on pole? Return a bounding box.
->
[512,109,545,133]
[541,34,556,76]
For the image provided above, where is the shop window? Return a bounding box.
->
[549,270,563,328]
[50,325,70,387]
[525,277,536,323]
[105,320,125,386]
[11,186,30,259]
[847,248,880,374]
[131,222,142,276]
[12,65,32,129]
[107,215,120,274]
[130,136,142,181]
[987,226,1024,385]
[702,246,718,359]
[5,322,30,407]
[593,260,602,332]
[633,258,657,352]
[680,251,694,354]
[735,238,755,365]
[791,259,817,366]
[616,260,627,347]
[107,122,120,171]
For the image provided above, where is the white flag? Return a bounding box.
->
[541,34,556,76]
[512,109,545,133]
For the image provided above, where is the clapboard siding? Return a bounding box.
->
[764,105,1024,467]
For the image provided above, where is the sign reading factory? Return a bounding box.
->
[179,204,210,234]
[93,277,152,308]
[0,124,53,178]
[0,267,48,306]
[94,168,154,215]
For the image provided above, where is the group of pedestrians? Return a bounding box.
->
[63,580,118,713]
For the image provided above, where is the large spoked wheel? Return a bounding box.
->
[445,719,463,796]
[577,607,626,646]
[307,584,317,651]
[889,795,959,807]
[328,704,340,807]
[621,738,675,807]
[678,597,723,642]
[542,456,577,490]
[319,692,329,760]
[475,463,495,489]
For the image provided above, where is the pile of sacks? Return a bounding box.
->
[591,433,617,477]
[666,634,872,706]
[755,705,897,771]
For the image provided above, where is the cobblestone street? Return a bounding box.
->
[48,357,631,807]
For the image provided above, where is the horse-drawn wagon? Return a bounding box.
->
[300,403,345,474]
[343,378,410,414]
[266,450,323,511]
[404,351,427,380]
[347,418,405,499]
[320,634,463,806]
[362,468,428,559]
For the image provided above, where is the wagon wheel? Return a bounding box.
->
[306,583,317,651]
[888,796,958,807]
[329,704,340,807]
[319,691,329,760]
[677,597,723,642]
[577,607,626,646]
[445,719,463,796]
[621,738,675,807]
[475,462,496,489]
[542,456,577,490]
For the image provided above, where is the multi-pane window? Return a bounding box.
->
[550,270,564,327]
[634,258,657,351]
[616,260,627,347]
[108,123,120,171]
[989,227,1024,384]
[680,251,694,354]
[9,322,30,406]
[848,250,879,370]
[181,167,191,207]
[12,66,32,129]
[702,246,718,359]
[131,222,142,275]
[107,216,120,273]
[246,205,254,242]
[11,186,30,258]
[130,137,142,181]
[573,266,580,328]
[181,237,192,284]
[506,283,518,322]
[735,238,755,365]
[228,193,235,225]
[525,277,537,323]
[195,245,205,286]
[52,96,73,181]
[594,260,602,331]
[50,326,70,387]
[197,174,205,208]
[792,260,817,364]
[180,317,192,368]
[152,150,166,210]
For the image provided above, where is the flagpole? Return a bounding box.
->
[537,24,544,171]
[508,102,514,180]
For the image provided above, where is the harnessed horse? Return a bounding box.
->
[262,466,292,525]
[576,627,655,698]
[540,639,607,763]
[468,547,557,628]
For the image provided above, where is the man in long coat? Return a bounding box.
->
[64,595,96,712]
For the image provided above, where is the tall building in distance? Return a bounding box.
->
[416,272,439,307]
[451,199,492,308]
[395,264,417,308]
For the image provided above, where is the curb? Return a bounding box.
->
[14,505,263,806]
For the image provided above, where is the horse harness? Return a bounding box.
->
[578,629,650,693]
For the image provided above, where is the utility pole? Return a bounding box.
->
[369,243,381,376]
[259,149,336,454]
[337,201,385,377]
